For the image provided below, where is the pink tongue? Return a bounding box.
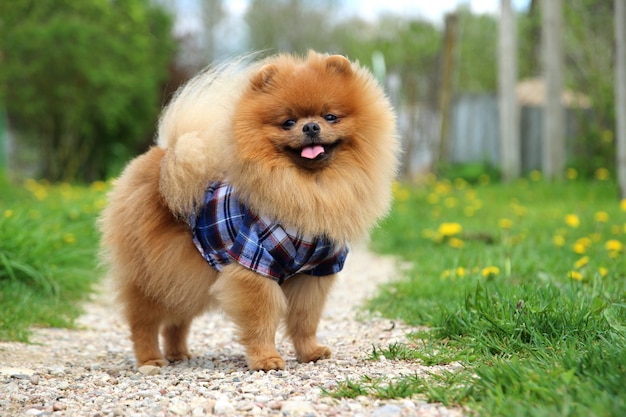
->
[301,145,325,159]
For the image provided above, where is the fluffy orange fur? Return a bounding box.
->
[98,51,399,371]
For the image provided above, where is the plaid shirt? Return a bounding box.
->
[190,182,349,284]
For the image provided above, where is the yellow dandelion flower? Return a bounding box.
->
[569,271,583,281]
[595,167,610,181]
[93,199,107,210]
[3,210,13,218]
[440,269,451,280]
[394,187,410,203]
[574,256,589,269]
[438,222,463,237]
[498,218,513,229]
[594,211,609,223]
[63,233,76,244]
[572,237,592,254]
[390,182,409,202]
[565,214,580,228]
[454,178,468,189]
[478,174,490,185]
[456,267,466,278]
[529,170,542,181]
[427,193,439,204]
[512,204,528,217]
[435,181,452,195]
[444,197,458,208]
[573,243,586,254]
[553,235,565,247]
[448,238,465,249]
[566,168,578,180]
[465,190,477,201]
[621,199,626,211]
[605,239,623,252]
[598,267,608,278]
[482,266,500,278]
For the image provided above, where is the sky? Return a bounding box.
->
[338,0,529,23]
[172,0,531,59]
[175,0,531,34]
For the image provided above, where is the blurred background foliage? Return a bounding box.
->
[0,0,175,182]
[0,0,618,182]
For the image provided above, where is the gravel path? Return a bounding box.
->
[0,246,466,417]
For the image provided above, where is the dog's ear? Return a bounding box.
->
[325,55,352,76]
[251,64,278,90]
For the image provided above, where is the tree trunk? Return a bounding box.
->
[438,13,457,168]
[541,0,564,180]
[616,0,626,198]
[498,0,520,181]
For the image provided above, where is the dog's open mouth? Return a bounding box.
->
[286,140,342,169]
[300,145,326,160]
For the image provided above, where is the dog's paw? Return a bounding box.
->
[138,358,169,368]
[165,351,193,363]
[296,345,332,363]
[248,355,286,371]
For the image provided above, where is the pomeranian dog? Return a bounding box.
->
[98,51,399,371]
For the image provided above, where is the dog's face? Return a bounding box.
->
[233,53,380,174]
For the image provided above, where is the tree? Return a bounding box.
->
[617,0,626,198]
[455,7,499,93]
[245,0,339,54]
[0,0,175,181]
[499,0,520,181]
[541,0,565,180]
[518,0,616,178]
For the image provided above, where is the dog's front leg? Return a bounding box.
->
[210,264,287,371]
[282,273,336,363]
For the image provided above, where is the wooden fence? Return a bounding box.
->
[399,94,587,178]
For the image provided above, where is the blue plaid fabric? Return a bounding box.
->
[190,182,349,284]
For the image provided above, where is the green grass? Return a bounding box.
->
[0,176,107,341]
[328,174,626,416]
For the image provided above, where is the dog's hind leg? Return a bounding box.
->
[211,265,287,371]
[124,284,169,367]
[282,274,336,363]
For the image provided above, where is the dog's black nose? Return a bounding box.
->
[302,122,320,138]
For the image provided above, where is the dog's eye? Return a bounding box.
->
[324,114,338,123]
[281,119,296,130]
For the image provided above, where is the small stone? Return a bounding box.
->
[237,402,254,412]
[24,409,43,416]
[0,367,36,377]
[281,400,316,416]
[213,397,235,415]
[192,406,205,416]
[267,400,282,410]
[169,402,190,415]
[49,367,65,377]
[30,374,40,385]
[58,381,70,390]
[137,365,161,376]
[53,402,67,411]
[371,404,402,417]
